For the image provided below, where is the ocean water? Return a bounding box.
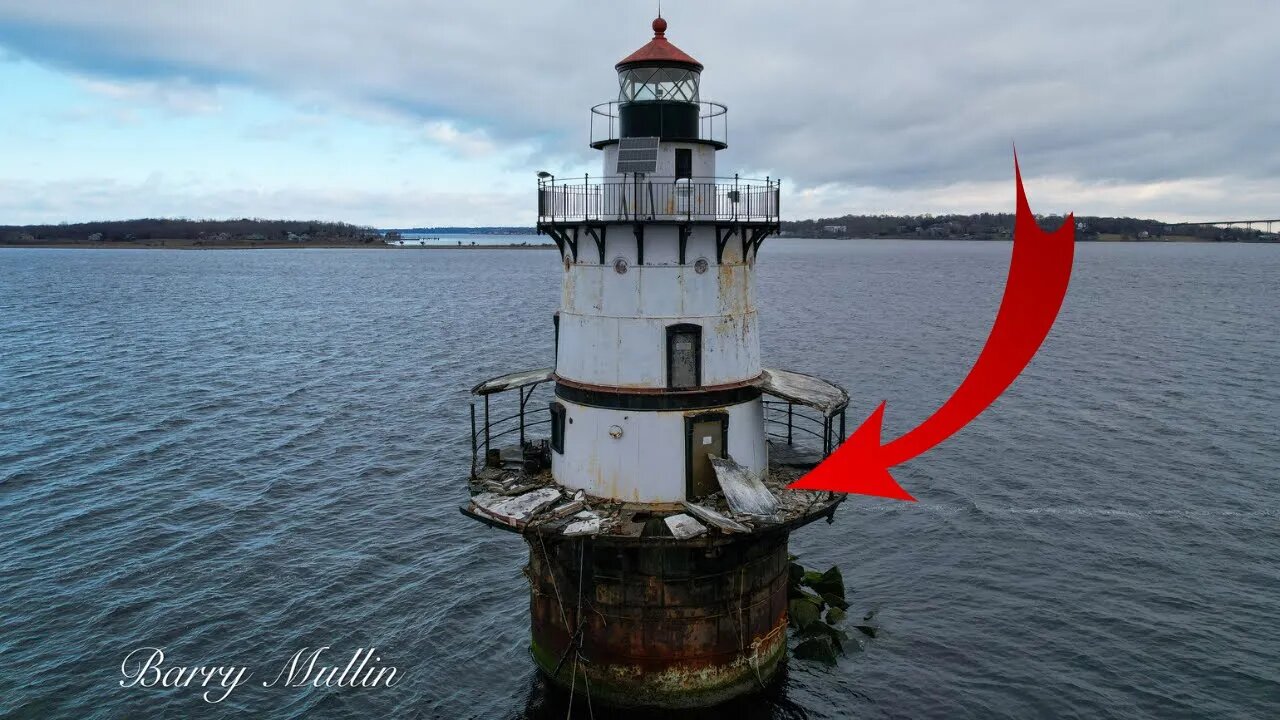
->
[0,240,1276,719]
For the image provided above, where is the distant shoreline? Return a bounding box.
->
[0,239,556,250]
[1,236,1274,251]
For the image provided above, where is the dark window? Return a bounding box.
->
[549,402,566,454]
[674,148,692,179]
[666,324,701,389]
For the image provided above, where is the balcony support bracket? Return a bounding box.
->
[715,225,738,264]
[545,226,578,263]
[744,226,771,262]
[584,224,607,265]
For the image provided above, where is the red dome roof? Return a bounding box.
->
[615,16,703,71]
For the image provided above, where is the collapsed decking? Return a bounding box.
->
[463,455,843,541]
[459,16,852,708]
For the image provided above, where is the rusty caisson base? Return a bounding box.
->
[526,531,791,709]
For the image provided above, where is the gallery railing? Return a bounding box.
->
[469,387,553,478]
[763,400,847,458]
[537,176,780,225]
[590,100,728,147]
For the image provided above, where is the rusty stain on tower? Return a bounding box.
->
[461,15,851,708]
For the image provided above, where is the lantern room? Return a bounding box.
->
[613,16,709,145]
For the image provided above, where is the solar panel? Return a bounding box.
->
[616,136,659,175]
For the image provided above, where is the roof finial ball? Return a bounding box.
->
[652,15,667,37]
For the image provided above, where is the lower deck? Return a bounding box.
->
[460,444,843,545]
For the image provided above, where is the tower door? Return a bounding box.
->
[686,413,727,499]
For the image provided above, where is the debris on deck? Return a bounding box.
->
[681,501,751,534]
[464,460,840,540]
[562,510,603,537]
[664,513,707,539]
[470,487,562,527]
[547,490,587,519]
[481,473,547,496]
[710,456,780,517]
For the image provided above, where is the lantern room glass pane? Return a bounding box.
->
[618,68,700,103]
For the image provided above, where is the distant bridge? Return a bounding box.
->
[1165,218,1279,233]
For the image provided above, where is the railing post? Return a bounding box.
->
[519,388,526,447]
[839,409,846,444]
[483,394,491,458]
[585,173,590,221]
[778,399,788,445]
[470,402,478,480]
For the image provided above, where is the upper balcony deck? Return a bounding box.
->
[537,175,780,227]
[590,100,728,149]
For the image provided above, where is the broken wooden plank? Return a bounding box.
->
[470,492,504,509]
[664,513,707,539]
[562,510,602,537]
[547,499,585,519]
[470,487,562,528]
[757,368,849,415]
[709,456,779,516]
[682,501,751,534]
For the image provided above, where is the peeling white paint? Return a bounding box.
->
[551,398,767,503]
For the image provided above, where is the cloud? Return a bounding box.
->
[77,77,221,114]
[422,120,495,158]
[0,0,1277,220]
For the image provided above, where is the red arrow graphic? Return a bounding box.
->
[788,153,1076,501]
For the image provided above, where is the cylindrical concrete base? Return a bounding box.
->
[526,532,790,708]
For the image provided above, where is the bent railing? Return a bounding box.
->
[469,383,554,478]
[763,400,847,458]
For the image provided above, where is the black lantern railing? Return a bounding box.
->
[590,100,727,147]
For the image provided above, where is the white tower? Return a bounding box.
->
[463,16,851,707]
[539,15,779,504]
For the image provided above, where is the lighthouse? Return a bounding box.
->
[463,16,851,708]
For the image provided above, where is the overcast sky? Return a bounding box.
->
[1,1,1276,226]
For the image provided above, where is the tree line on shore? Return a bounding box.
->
[780,213,1276,241]
[0,218,381,244]
[2,214,1273,244]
